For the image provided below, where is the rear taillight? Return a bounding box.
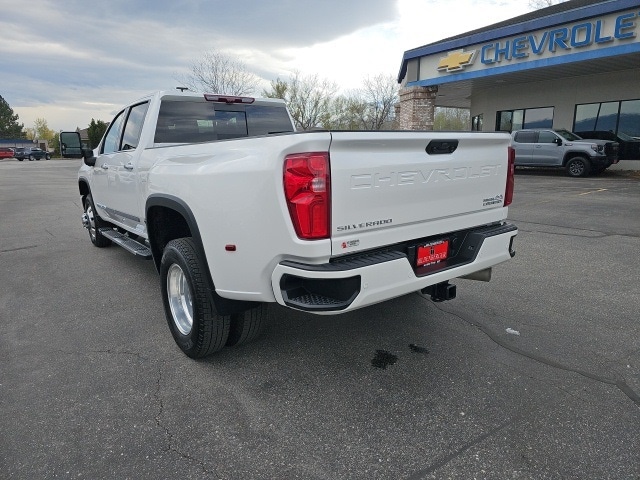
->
[284,152,331,239]
[504,146,515,207]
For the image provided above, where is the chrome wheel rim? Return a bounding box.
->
[85,203,97,240]
[167,264,193,335]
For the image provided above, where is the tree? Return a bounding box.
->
[320,95,369,130]
[51,132,60,156]
[433,107,471,131]
[87,119,108,149]
[29,118,55,142]
[263,72,337,131]
[34,118,54,140]
[264,72,398,131]
[0,95,26,139]
[357,74,398,130]
[176,50,260,95]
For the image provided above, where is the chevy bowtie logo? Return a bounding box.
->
[437,49,477,72]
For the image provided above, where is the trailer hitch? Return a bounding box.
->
[421,281,457,302]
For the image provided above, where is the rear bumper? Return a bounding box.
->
[271,222,517,314]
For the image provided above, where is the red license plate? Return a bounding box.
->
[416,240,449,267]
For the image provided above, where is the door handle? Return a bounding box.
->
[124,162,134,170]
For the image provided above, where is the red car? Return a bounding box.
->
[0,147,15,159]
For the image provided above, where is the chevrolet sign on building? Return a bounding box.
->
[396,0,640,166]
[437,50,476,72]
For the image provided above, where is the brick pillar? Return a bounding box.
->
[397,85,438,130]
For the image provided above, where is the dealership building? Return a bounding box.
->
[396,0,640,167]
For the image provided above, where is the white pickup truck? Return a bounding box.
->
[61,90,517,358]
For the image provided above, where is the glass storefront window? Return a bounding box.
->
[619,100,640,138]
[595,102,619,131]
[574,99,640,138]
[523,107,554,129]
[496,107,551,132]
[574,104,599,131]
[472,114,483,131]
[512,110,524,130]
[497,111,513,131]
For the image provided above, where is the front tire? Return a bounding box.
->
[84,194,111,247]
[160,238,230,358]
[565,156,591,177]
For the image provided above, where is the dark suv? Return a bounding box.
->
[574,131,640,160]
[14,147,51,161]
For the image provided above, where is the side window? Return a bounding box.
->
[514,131,536,143]
[121,102,149,150]
[537,131,557,143]
[101,110,127,154]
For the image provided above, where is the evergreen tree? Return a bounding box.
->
[0,95,26,138]
[87,119,108,148]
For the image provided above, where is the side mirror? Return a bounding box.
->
[60,131,96,166]
[554,138,563,146]
[59,131,83,158]
[82,148,96,167]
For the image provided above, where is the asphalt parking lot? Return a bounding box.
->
[1,159,639,479]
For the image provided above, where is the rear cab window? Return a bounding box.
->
[154,97,294,145]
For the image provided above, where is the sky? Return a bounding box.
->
[0,0,534,132]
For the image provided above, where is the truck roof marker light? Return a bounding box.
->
[204,94,255,104]
[284,152,331,240]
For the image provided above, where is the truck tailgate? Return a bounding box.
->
[328,131,512,255]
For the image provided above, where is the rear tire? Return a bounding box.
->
[226,303,267,347]
[565,156,590,177]
[160,238,230,358]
